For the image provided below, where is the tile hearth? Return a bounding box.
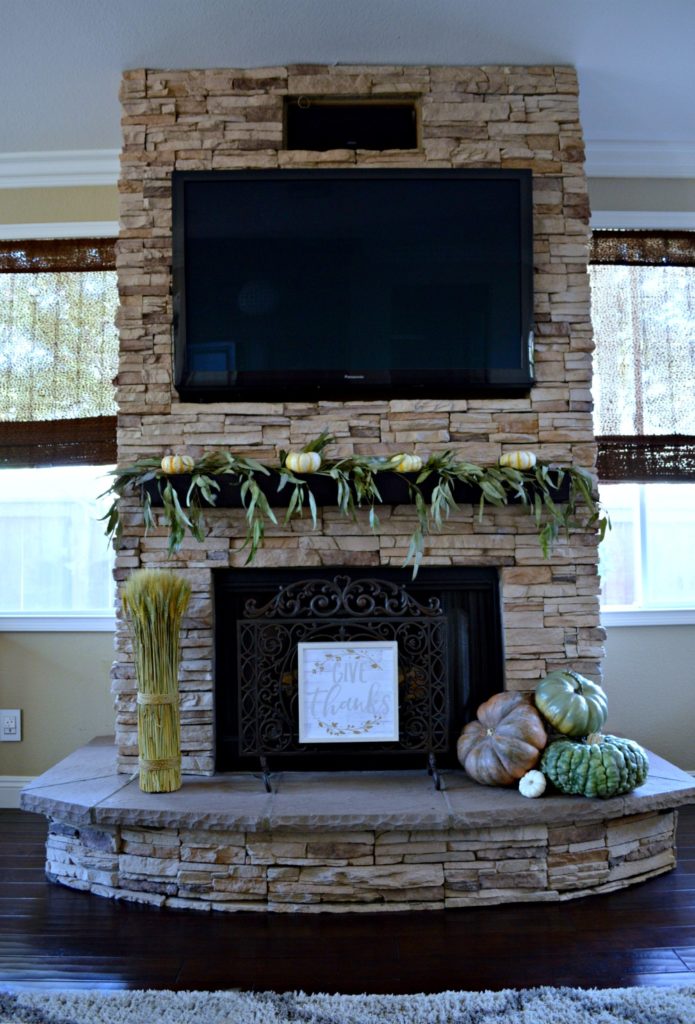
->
[22,737,695,914]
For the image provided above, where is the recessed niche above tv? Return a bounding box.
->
[172,168,535,403]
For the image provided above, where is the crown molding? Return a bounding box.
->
[586,140,695,179]
[0,150,119,189]
[0,221,118,240]
[591,211,695,229]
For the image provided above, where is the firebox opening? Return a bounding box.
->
[214,566,503,773]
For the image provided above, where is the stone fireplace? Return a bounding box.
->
[22,63,695,913]
[112,62,602,777]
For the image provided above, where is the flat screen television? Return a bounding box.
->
[172,168,534,402]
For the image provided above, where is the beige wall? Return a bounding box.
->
[0,632,114,776]
[2,179,695,225]
[4,179,695,226]
[0,185,117,225]
[1,177,694,781]
[0,184,118,787]
[604,625,695,772]
[2,625,693,776]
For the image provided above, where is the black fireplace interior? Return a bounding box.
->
[214,566,503,773]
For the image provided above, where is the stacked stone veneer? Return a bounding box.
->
[114,64,602,775]
[46,810,676,912]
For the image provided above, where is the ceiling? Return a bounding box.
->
[2,0,695,177]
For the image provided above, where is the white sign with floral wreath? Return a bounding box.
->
[297,641,399,744]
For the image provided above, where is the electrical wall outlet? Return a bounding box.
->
[0,709,21,742]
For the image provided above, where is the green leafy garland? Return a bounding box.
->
[103,432,609,575]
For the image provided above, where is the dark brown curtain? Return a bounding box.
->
[0,416,117,468]
[590,230,695,268]
[592,230,695,481]
[597,434,695,483]
[0,238,117,468]
[0,237,116,273]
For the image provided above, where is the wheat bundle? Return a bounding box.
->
[122,569,191,793]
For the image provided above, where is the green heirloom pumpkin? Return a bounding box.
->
[534,670,608,738]
[541,733,649,799]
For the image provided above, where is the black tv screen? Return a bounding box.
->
[172,169,534,401]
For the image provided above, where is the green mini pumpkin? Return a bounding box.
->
[534,670,608,737]
[541,733,649,799]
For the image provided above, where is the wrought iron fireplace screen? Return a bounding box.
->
[237,575,448,761]
[214,567,503,772]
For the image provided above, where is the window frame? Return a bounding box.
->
[0,221,118,631]
[591,213,695,625]
[0,615,117,632]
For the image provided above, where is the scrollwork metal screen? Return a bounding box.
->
[237,575,449,760]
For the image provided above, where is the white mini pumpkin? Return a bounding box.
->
[499,450,537,471]
[285,451,322,473]
[161,454,195,475]
[390,453,423,473]
[518,769,547,798]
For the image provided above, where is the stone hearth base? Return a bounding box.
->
[22,738,695,913]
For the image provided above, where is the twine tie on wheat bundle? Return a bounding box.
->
[123,569,191,793]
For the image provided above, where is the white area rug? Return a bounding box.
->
[1,986,695,1024]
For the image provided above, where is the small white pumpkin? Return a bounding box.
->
[285,450,322,473]
[390,453,423,473]
[499,450,537,471]
[519,769,547,799]
[161,454,195,475]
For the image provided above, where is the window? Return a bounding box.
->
[599,482,695,613]
[0,237,117,468]
[591,230,695,619]
[0,237,118,627]
[591,230,695,482]
[0,269,118,422]
[0,465,115,624]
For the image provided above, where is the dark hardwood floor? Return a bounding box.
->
[1,808,695,992]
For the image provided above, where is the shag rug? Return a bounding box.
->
[1,986,695,1024]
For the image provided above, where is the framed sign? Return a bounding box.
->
[297,641,399,743]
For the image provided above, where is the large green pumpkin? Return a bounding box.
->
[534,670,608,737]
[541,733,649,799]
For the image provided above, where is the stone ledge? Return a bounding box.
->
[22,736,695,833]
[23,738,695,913]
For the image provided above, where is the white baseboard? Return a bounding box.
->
[0,776,35,808]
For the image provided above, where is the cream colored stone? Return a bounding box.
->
[114,62,599,773]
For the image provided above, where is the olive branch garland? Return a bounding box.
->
[102,437,609,575]
[102,451,279,565]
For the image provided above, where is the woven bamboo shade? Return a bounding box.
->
[0,238,117,467]
[591,230,695,481]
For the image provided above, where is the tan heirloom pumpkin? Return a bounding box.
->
[285,450,322,473]
[160,454,195,475]
[457,692,548,786]
[390,453,423,473]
